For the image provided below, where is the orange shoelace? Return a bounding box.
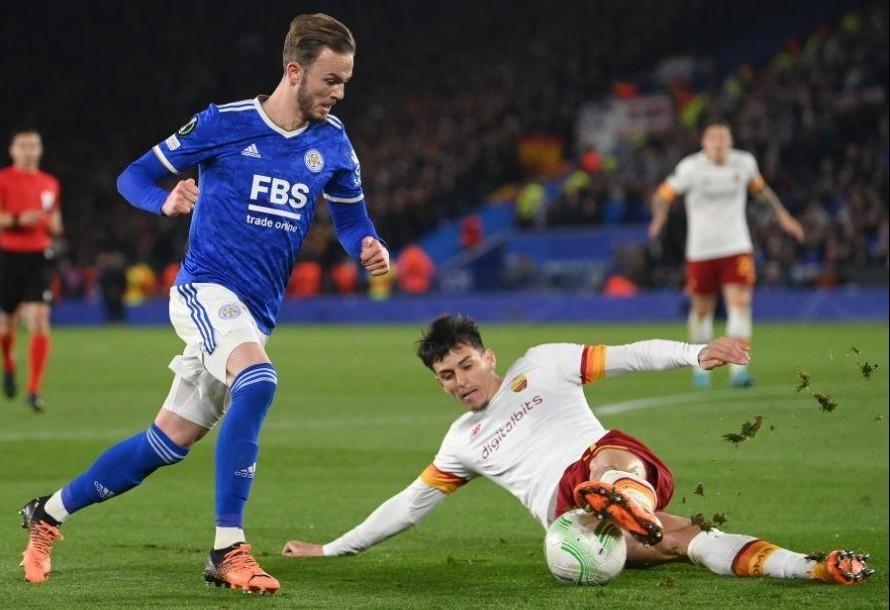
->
[27,522,63,558]
[221,544,267,575]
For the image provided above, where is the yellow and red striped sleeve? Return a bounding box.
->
[655,182,678,202]
[420,464,467,494]
[580,344,606,384]
[747,174,766,194]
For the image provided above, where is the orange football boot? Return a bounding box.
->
[573,480,663,546]
[20,496,64,583]
[811,550,874,585]
[204,543,280,594]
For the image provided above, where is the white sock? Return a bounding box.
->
[762,548,813,579]
[688,311,714,374]
[726,306,752,376]
[687,530,810,579]
[44,490,69,523]
[687,529,754,575]
[214,527,246,550]
[599,469,657,513]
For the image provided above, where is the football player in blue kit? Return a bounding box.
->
[19,13,388,594]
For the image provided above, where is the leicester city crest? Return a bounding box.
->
[219,303,242,320]
[304,149,324,173]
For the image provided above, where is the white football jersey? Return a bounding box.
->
[420,343,609,527]
[664,149,762,261]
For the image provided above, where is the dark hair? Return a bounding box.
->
[702,117,731,132]
[416,314,484,369]
[9,128,40,145]
[282,13,356,70]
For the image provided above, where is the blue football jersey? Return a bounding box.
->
[151,98,365,334]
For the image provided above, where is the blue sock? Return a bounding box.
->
[215,363,277,527]
[60,424,189,514]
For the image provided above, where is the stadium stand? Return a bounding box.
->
[1,0,885,302]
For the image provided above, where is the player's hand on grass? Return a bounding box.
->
[281,540,325,558]
[697,337,750,370]
[161,178,199,216]
[360,236,390,276]
[779,214,805,243]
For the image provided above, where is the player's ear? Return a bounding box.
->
[285,61,305,86]
[483,348,496,368]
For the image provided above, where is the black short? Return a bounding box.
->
[0,250,55,313]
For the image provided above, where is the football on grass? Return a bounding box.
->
[544,509,627,585]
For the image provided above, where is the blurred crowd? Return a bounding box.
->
[530,4,889,289]
[2,1,886,303]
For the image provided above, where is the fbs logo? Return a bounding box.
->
[250,174,309,209]
[510,374,528,392]
[94,480,115,499]
[234,463,257,478]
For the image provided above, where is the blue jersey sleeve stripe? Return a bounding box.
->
[219,105,256,114]
[218,99,255,109]
[152,145,180,174]
[323,192,364,204]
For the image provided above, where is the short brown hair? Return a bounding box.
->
[416,315,485,370]
[282,13,356,70]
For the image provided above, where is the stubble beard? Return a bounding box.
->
[297,79,322,122]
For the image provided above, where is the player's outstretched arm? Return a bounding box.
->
[282,478,448,558]
[601,337,749,378]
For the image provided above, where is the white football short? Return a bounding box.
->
[161,282,268,429]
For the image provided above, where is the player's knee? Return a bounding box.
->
[226,342,271,382]
[724,286,752,308]
[30,319,50,335]
[588,449,646,480]
[155,412,209,449]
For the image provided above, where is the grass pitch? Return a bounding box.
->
[1,322,887,608]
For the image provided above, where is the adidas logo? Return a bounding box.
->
[241,143,261,158]
[93,480,115,499]
[234,463,257,478]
